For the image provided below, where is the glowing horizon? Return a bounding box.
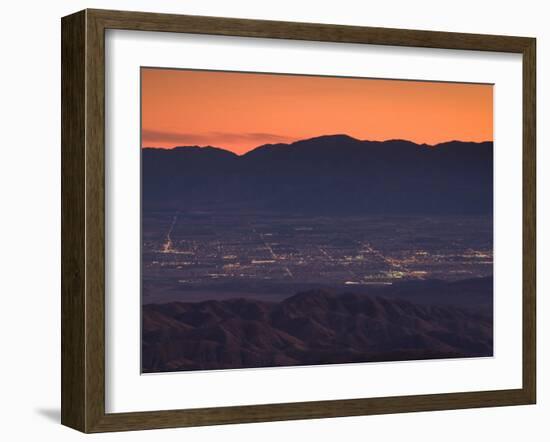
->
[141,68,493,155]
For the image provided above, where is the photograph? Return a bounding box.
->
[140,68,495,373]
[0,1,539,438]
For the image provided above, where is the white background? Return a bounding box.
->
[106,30,523,413]
[0,0,547,440]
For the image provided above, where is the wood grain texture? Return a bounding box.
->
[61,10,86,432]
[61,8,537,433]
[84,9,107,433]
[89,8,532,52]
[522,38,537,403]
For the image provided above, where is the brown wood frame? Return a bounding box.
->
[61,8,536,433]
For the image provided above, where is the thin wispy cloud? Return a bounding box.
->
[142,129,296,153]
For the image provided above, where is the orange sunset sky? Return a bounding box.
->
[141,68,493,155]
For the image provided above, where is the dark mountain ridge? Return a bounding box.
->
[142,287,493,372]
[142,135,493,215]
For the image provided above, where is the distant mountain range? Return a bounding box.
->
[142,285,493,372]
[142,134,493,215]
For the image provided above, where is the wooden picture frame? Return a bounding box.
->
[61,8,536,433]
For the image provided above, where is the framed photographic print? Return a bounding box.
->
[61,9,536,433]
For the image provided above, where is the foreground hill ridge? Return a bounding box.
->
[143,133,493,156]
[142,288,493,373]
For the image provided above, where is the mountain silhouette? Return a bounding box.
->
[142,287,493,372]
[142,135,493,215]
